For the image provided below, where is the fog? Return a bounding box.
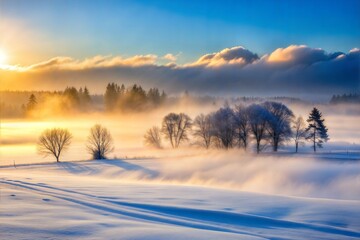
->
[156,151,360,200]
[1,100,359,200]
[0,100,219,165]
[1,101,359,166]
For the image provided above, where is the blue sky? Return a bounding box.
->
[1,0,359,98]
[1,0,359,64]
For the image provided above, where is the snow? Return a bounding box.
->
[1,155,360,239]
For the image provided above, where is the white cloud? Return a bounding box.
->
[162,53,177,62]
[189,46,259,67]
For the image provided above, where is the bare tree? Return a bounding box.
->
[292,116,307,153]
[211,107,236,149]
[161,113,192,148]
[247,104,270,153]
[144,126,162,149]
[263,102,294,152]
[87,124,114,159]
[193,113,213,149]
[234,105,250,150]
[37,128,72,162]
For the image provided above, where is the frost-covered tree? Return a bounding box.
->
[305,107,329,152]
[233,105,250,150]
[263,102,294,152]
[193,113,213,149]
[292,116,307,153]
[211,107,236,149]
[247,104,271,153]
[87,124,114,159]
[37,128,72,162]
[144,126,162,149]
[161,113,192,148]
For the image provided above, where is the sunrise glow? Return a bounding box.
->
[0,1,359,239]
[0,49,7,66]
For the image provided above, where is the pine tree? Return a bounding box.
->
[160,90,167,102]
[78,86,92,110]
[63,87,80,107]
[104,83,120,111]
[26,94,37,112]
[305,107,329,152]
[83,86,92,103]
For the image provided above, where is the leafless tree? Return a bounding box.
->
[37,128,72,162]
[193,113,213,149]
[161,113,192,148]
[144,126,162,148]
[263,102,294,152]
[87,124,114,159]
[211,107,236,149]
[234,105,250,150]
[247,104,270,153]
[292,116,307,152]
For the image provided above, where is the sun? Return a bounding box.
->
[0,49,8,65]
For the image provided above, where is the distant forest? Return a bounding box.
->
[2,83,350,118]
[330,93,360,104]
[0,83,169,118]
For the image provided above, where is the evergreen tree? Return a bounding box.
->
[63,87,80,107]
[83,86,92,104]
[305,107,329,152]
[123,84,147,110]
[120,84,126,95]
[147,88,161,105]
[160,90,167,102]
[26,94,37,114]
[104,83,120,111]
[77,86,92,110]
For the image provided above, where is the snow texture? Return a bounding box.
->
[1,155,360,239]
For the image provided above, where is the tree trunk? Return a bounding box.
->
[313,129,316,152]
[273,136,278,152]
[56,156,59,162]
[256,141,260,154]
[295,142,298,153]
[273,142,278,152]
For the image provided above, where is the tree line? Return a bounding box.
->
[1,83,167,118]
[37,102,329,162]
[104,83,167,111]
[330,93,360,105]
[145,102,329,153]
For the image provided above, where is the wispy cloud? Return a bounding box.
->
[26,54,158,71]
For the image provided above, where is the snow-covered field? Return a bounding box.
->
[1,153,360,239]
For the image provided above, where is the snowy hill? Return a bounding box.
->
[1,154,360,240]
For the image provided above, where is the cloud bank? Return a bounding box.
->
[1,45,359,98]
